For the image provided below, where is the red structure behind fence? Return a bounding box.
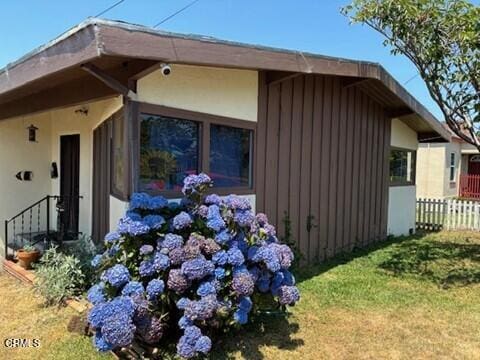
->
[459,174,480,199]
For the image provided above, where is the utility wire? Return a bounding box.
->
[95,0,126,18]
[404,72,420,85]
[153,0,202,28]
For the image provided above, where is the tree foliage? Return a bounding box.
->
[343,0,480,147]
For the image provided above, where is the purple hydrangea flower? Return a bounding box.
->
[125,211,142,221]
[263,223,276,236]
[139,244,154,256]
[139,259,156,278]
[91,254,103,268]
[278,285,300,305]
[137,316,164,344]
[227,247,245,266]
[148,195,169,210]
[153,252,170,272]
[215,229,231,245]
[88,296,134,329]
[129,193,151,210]
[196,205,209,218]
[167,269,190,294]
[101,313,136,348]
[232,272,255,296]
[182,173,212,196]
[101,264,130,288]
[206,205,225,232]
[118,217,150,236]
[181,256,215,281]
[87,283,106,305]
[93,330,113,352]
[224,195,251,211]
[194,336,212,354]
[205,194,222,205]
[255,213,269,226]
[173,211,193,230]
[161,233,184,250]
[184,295,218,321]
[121,281,144,297]
[212,250,228,266]
[201,238,221,255]
[197,281,217,297]
[178,315,193,329]
[214,267,226,279]
[146,279,165,300]
[104,231,120,244]
[143,215,166,229]
[169,247,186,265]
[176,297,191,310]
[234,210,255,227]
[177,336,196,359]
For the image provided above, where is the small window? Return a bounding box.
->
[210,124,253,188]
[449,153,456,182]
[139,114,200,192]
[111,110,126,198]
[390,148,416,186]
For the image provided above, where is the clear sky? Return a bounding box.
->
[1,0,476,120]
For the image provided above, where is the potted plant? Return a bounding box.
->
[16,244,40,270]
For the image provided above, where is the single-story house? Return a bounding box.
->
[417,125,480,199]
[0,19,449,264]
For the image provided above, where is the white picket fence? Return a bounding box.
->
[416,198,480,231]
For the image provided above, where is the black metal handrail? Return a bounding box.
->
[3,195,83,259]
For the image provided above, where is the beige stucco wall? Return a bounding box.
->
[136,64,258,122]
[416,141,461,199]
[0,97,122,257]
[387,118,418,236]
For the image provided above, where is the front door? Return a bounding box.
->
[60,134,80,237]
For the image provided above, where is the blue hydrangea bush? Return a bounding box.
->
[87,174,300,358]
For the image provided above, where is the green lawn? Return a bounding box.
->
[1,231,480,359]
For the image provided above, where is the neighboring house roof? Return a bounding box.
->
[0,18,450,141]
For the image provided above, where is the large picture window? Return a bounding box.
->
[135,104,255,196]
[390,148,416,186]
[139,114,199,192]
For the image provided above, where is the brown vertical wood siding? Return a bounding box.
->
[256,73,391,263]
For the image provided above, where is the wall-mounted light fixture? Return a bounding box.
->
[27,124,38,142]
[75,106,89,116]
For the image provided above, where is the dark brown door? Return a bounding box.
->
[60,134,80,237]
[92,121,111,243]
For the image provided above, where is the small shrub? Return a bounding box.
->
[34,247,86,306]
[64,235,103,286]
[87,174,300,358]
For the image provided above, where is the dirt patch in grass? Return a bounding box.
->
[0,273,111,360]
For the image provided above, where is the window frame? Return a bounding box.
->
[132,102,256,198]
[389,146,417,187]
[449,152,456,182]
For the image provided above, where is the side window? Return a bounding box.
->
[389,148,416,186]
[449,153,456,182]
[111,110,126,198]
[209,124,253,188]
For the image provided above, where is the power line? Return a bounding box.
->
[404,72,420,85]
[95,0,126,18]
[153,0,202,28]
